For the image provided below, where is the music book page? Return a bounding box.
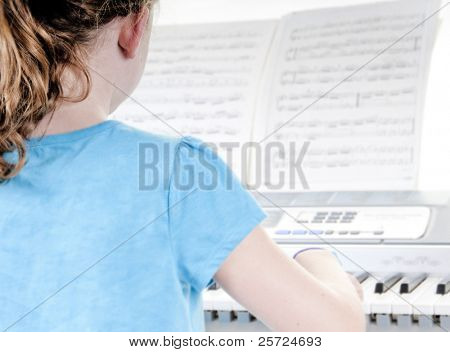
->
[112,20,277,178]
[255,0,439,191]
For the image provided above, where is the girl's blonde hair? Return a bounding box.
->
[0,0,152,180]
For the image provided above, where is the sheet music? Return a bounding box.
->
[112,21,277,176]
[256,0,439,191]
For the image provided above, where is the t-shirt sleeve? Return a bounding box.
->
[168,136,266,291]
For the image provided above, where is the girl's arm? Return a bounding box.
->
[214,226,366,332]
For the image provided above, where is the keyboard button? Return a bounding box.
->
[338,231,349,235]
[308,230,324,235]
[292,229,308,235]
[325,230,334,235]
[373,231,384,235]
[275,230,291,235]
[328,216,340,220]
[350,231,360,235]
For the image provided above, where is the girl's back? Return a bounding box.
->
[0,121,265,331]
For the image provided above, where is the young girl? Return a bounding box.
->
[0,0,364,332]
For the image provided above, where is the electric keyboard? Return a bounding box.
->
[203,191,450,332]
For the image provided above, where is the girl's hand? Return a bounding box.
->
[347,273,364,301]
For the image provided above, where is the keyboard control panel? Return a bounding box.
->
[263,206,431,241]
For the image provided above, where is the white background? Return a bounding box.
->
[152,0,450,191]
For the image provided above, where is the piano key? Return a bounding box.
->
[399,273,427,294]
[371,279,403,314]
[392,276,439,316]
[204,310,216,322]
[355,272,369,283]
[397,315,412,329]
[375,314,391,328]
[413,277,444,316]
[436,276,450,295]
[203,289,215,311]
[212,288,234,311]
[208,282,219,290]
[440,316,450,331]
[220,288,245,311]
[361,276,379,314]
[418,315,434,329]
[218,311,234,323]
[236,311,253,323]
[433,290,450,316]
[375,273,402,294]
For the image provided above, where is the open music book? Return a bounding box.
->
[113,0,440,191]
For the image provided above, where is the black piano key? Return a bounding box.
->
[399,273,427,294]
[375,273,402,294]
[208,282,219,290]
[436,276,450,295]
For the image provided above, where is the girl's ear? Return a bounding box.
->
[118,6,150,59]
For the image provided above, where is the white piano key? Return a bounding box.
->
[440,316,450,331]
[218,311,234,323]
[371,279,403,314]
[213,288,234,311]
[236,311,253,323]
[433,291,450,316]
[361,276,378,314]
[392,276,439,316]
[206,288,245,312]
[413,277,444,316]
[203,289,215,311]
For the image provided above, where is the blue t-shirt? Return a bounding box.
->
[0,120,265,331]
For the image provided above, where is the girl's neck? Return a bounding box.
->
[32,72,114,137]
